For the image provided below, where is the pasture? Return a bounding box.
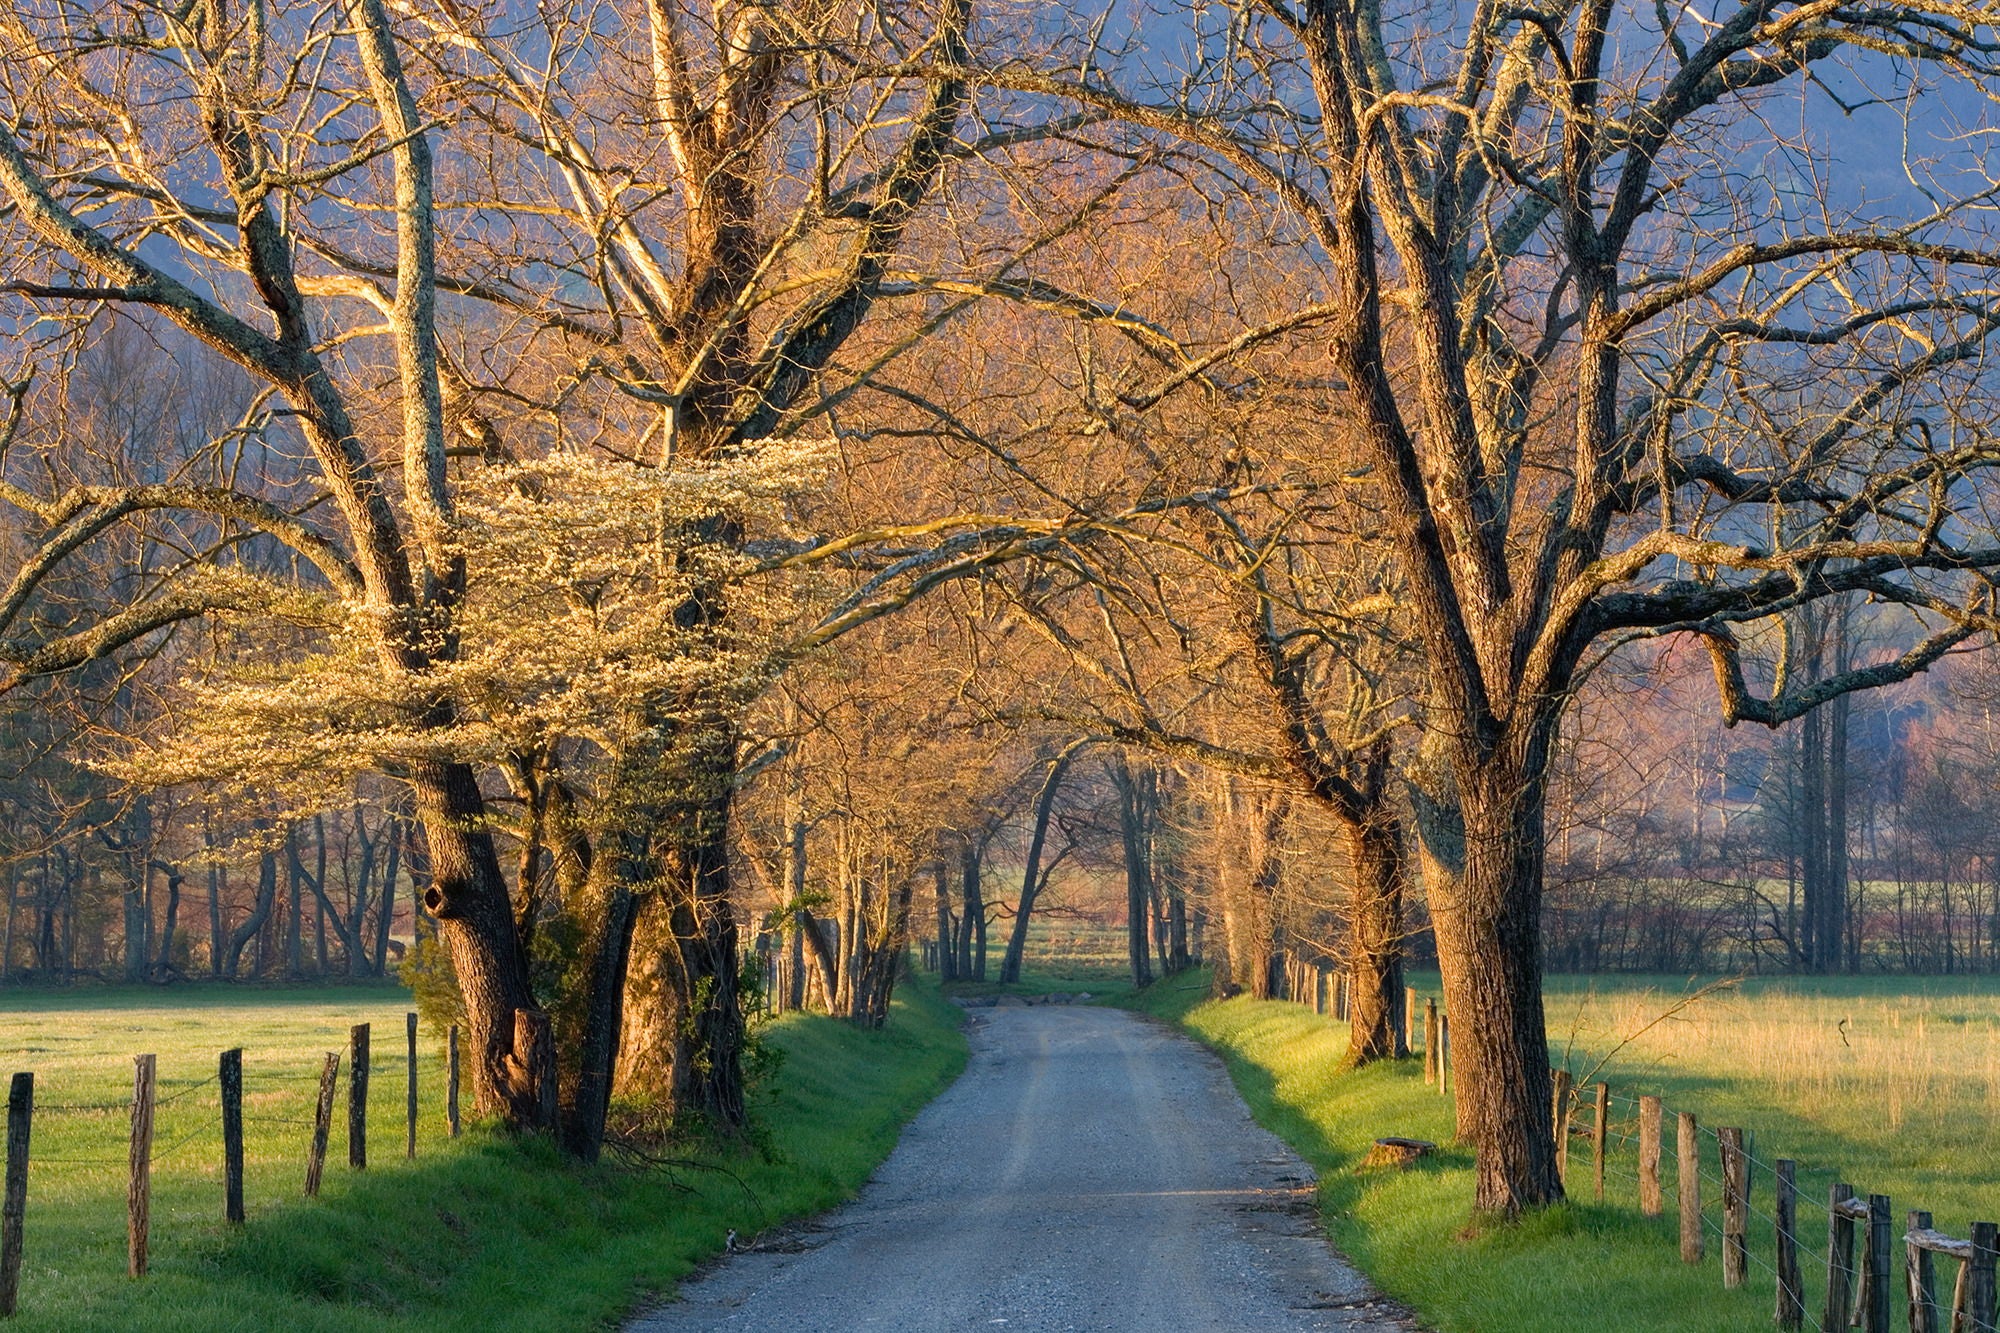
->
[1133,970,2000,1333]
[0,978,965,1332]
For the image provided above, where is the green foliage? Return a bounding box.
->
[396,922,463,1037]
[0,976,964,1331]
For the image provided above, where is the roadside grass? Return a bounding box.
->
[1127,969,2000,1333]
[0,975,965,1332]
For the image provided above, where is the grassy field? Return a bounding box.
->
[0,976,965,1331]
[1128,969,2000,1333]
[937,917,1138,999]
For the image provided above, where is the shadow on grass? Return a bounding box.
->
[1119,977,1792,1333]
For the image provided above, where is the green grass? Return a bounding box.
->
[0,976,966,1331]
[938,917,1139,999]
[1126,969,2000,1333]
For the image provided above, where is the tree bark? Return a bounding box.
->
[617,720,750,1130]
[1244,790,1286,1001]
[1342,799,1409,1065]
[409,759,548,1130]
[373,815,400,976]
[561,839,643,1162]
[1413,749,1564,1215]
[662,792,747,1128]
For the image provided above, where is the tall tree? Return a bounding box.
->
[994,2,2000,1211]
[0,0,1163,1152]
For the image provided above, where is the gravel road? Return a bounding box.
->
[628,1003,1420,1333]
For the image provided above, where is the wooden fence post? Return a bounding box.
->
[1970,1220,1997,1333]
[1866,1194,1892,1333]
[405,1013,418,1161]
[1775,1159,1802,1331]
[1718,1127,1748,1289]
[1907,1209,1937,1333]
[220,1048,244,1224]
[1,1072,30,1316]
[1593,1084,1610,1201]
[447,1025,461,1138]
[127,1054,156,1278]
[1678,1111,1702,1264]
[1424,999,1440,1085]
[348,1023,369,1170]
[1826,1181,1857,1329]
[305,1051,338,1197]
[1552,1070,1573,1187]
[1638,1095,1662,1216]
[1405,986,1417,1053]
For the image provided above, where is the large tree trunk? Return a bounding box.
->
[1215,783,1285,1000]
[373,815,401,976]
[663,800,747,1128]
[1244,791,1286,1000]
[620,725,749,1131]
[410,758,549,1130]
[562,846,643,1162]
[285,824,305,978]
[123,868,146,983]
[852,868,917,1028]
[797,907,838,1013]
[1341,803,1408,1065]
[1414,753,1563,1215]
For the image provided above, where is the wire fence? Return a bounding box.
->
[0,1013,467,1318]
[1368,992,2000,1333]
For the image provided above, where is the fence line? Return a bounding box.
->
[0,1012,464,1319]
[1572,1081,1995,1330]
[1298,987,1995,1333]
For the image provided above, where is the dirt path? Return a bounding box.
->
[628,1004,1420,1332]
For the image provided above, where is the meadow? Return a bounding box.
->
[934,916,1139,998]
[1128,969,2000,1333]
[0,977,965,1332]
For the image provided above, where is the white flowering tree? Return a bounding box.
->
[0,0,1254,1154]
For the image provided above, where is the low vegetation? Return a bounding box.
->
[0,980,965,1332]
[1129,971,2000,1333]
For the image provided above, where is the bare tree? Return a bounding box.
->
[987,2,2000,1211]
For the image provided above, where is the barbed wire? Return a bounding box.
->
[155,1074,218,1106]
[148,1124,213,1163]
[1673,1154,1847,1310]
[1694,1206,1831,1333]
[1581,1086,1922,1243]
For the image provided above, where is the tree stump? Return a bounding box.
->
[1360,1137,1437,1171]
